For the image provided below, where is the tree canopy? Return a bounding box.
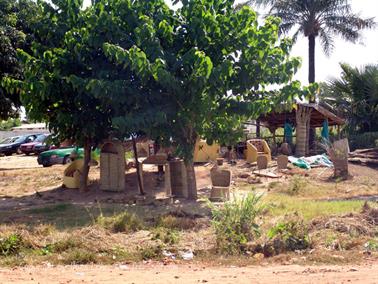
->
[0,0,38,120]
[320,63,378,134]
[102,0,313,196]
[17,0,314,195]
[244,0,375,84]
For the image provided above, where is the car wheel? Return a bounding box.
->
[63,156,72,165]
[42,160,52,167]
[5,152,12,156]
[25,152,30,156]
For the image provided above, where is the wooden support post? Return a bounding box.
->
[132,135,145,195]
[164,163,172,196]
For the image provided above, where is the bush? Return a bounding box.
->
[139,245,163,260]
[0,234,23,256]
[152,228,180,245]
[155,215,196,231]
[267,214,310,253]
[208,193,264,254]
[63,249,97,264]
[97,211,144,233]
[349,132,378,150]
[286,175,307,195]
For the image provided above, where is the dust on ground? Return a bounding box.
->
[0,263,378,284]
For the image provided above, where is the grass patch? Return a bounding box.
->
[265,194,364,220]
[0,234,23,256]
[96,211,144,233]
[62,249,97,264]
[209,193,264,255]
[152,227,180,245]
[139,245,163,260]
[28,203,73,215]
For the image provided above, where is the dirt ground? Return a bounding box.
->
[0,154,377,283]
[1,263,378,284]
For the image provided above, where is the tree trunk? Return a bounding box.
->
[295,105,312,157]
[308,35,315,85]
[132,135,144,195]
[80,138,91,191]
[256,119,261,138]
[185,160,197,200]
[308,34,316,151]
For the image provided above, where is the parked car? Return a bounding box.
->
[0,136,20,145]
[33,142,55,154]
[0,134,41,156]
[20,134,49,155]
[37,147,84,167]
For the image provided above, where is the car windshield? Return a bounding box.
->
[35,134,47,142]
[0,136,19,144]
[14,136,27,143]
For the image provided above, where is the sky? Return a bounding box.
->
[83,0,378,85]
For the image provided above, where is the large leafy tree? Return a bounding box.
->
[320,63,378,133]
[17,0,116,190]
[103,0,311,198]
[0,0,38,120]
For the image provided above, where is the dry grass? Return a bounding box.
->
[0,156,377,266]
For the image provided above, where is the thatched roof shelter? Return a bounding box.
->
[258,103,345,130]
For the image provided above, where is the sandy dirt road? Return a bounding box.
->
[0,263,378,284]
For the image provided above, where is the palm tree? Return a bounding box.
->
[244,0,375,155]
[320,63,378,134]
[245,0,375,85]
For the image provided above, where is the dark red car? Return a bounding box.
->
[20,134,49,155]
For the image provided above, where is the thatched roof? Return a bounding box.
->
[259,103,345,129]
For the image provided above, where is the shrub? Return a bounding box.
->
[208,193,264,254]
[139,245,163,260]
[0,234,23,256]
[267,214,310,253]
[63,249,97,264]
[286,175,307,195]
[152,228,180,245]
[349,132,378,150]
[155,215,196,230]
[96,211,144,233]
[51,237,83,253]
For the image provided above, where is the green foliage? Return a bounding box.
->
[248,0,375,56]
[155,215,197,231]
[17,0,114,147]
[349,132,378,150]
[63,249,97,265]
[267,214,310,252]
[0,234,23,256]
[17,0,311,195]
[51,237,83,253]
[0,118,21,130]
[320,64,378,136]
[152,228,180,245]
[139,245,163,260]
[365,239,378,252]
[286,175,307,195]
[102,0,306,163]
[96,212,144,233]
[0,0,39,120]
[208,193,264,254]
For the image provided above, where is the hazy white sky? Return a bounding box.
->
[83,0,378,84]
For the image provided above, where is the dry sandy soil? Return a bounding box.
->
[1,263,378,284]
[0,155,377,283]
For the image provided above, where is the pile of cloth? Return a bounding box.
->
[288,154,333,169]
